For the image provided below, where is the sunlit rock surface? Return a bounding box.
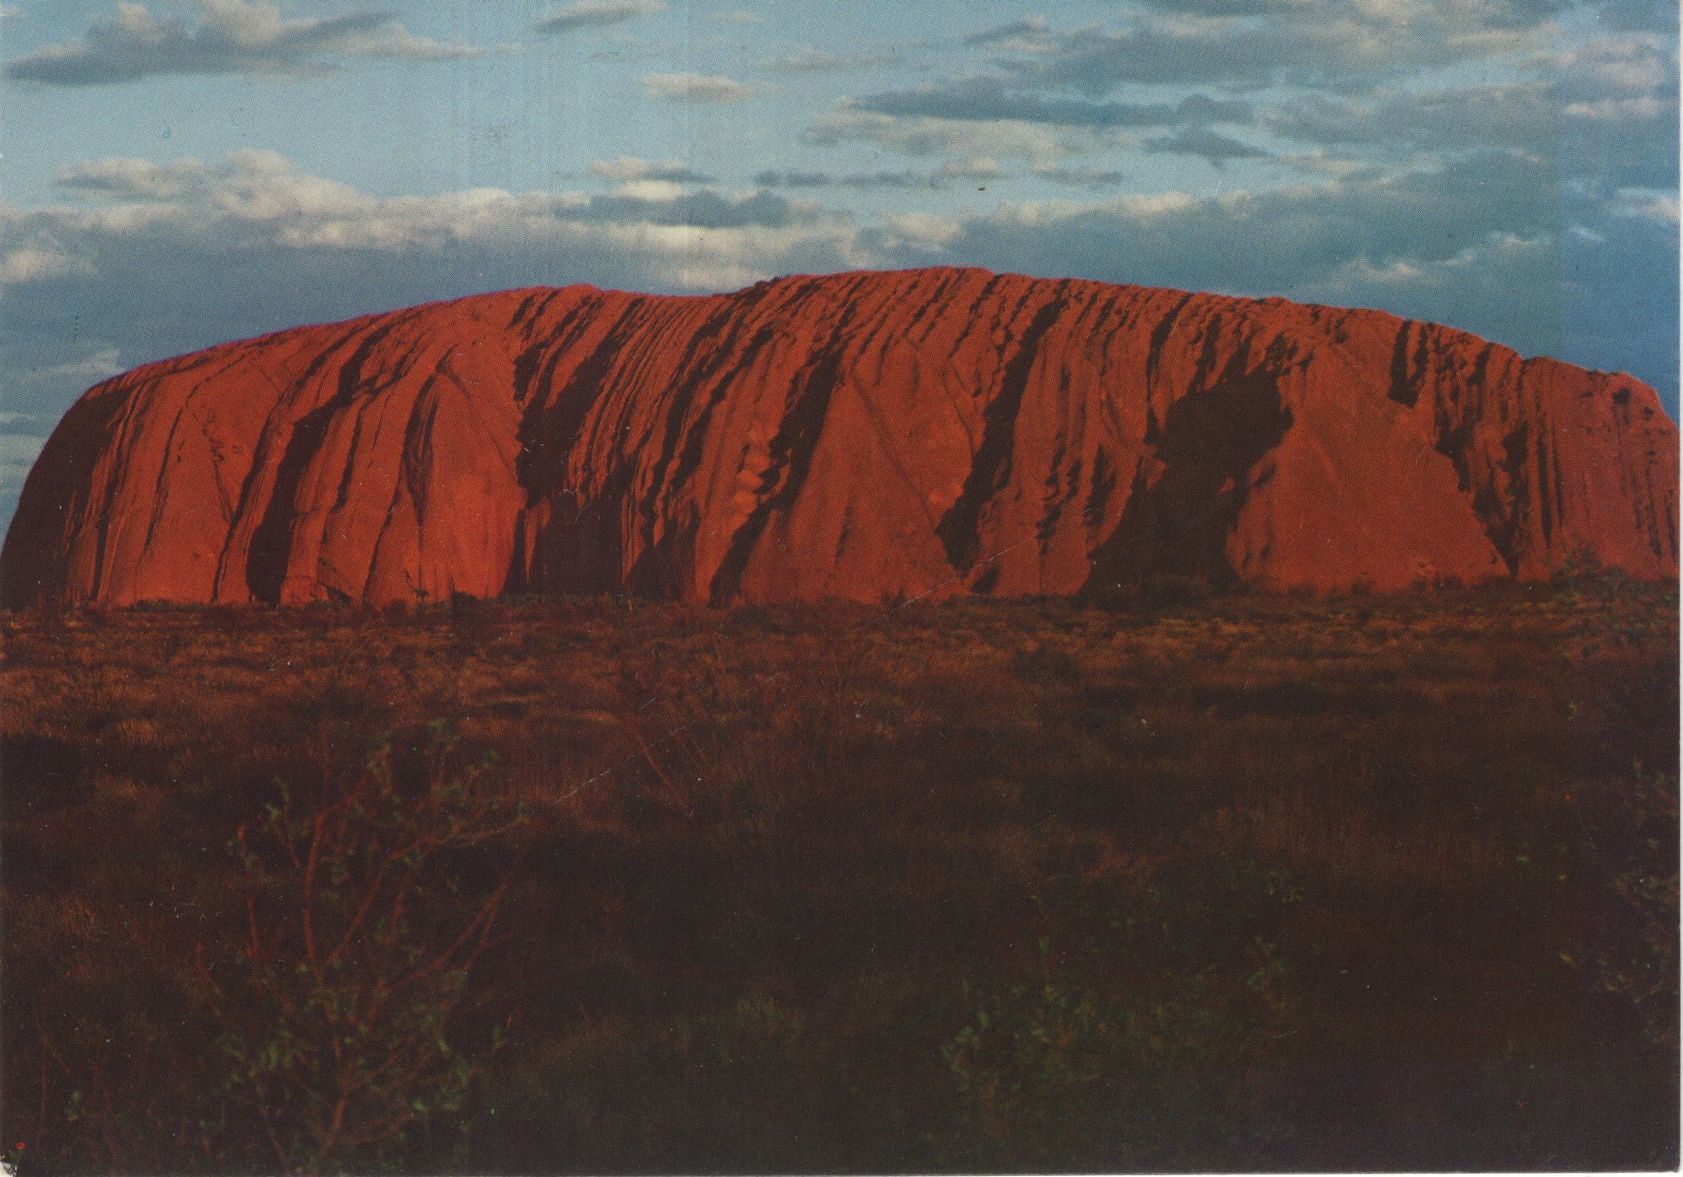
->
[5,267,1676,607]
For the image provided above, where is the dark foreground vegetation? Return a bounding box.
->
[2,575,1677,1173]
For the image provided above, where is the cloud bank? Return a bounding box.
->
[6,0,482,85]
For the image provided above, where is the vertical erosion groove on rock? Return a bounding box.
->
[3,267,1677,608]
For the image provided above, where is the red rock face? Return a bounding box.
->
[3,268,1677,607]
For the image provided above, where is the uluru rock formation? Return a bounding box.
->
[3,267,1677,608]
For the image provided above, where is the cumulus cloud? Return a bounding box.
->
[1545,27,1678,156]
[1258,37,1677,189]
[875,212,965,253]
[1548,30,1676,92]
[0,247,90,285]
[1136,0,1573,22]
[6,0,483,85]
[588,156,714,184]
[1262,28,1675,155]
[1263,85,1559,153]
[642,71,756,103]
[1612,188,1681,223]
[0,151,863,430]
[830,6,1649,196]
[56,155,214,200]
[536,0,665,34]
[11,147,1644,369]
[912,151,1565,297]
[983,4,1565,94]
[17,151,832,264]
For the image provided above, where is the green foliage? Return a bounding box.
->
[208,723,524,1173]
[941,956,1112,1165]
[939,917,1301,1170]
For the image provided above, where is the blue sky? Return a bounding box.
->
[1,0,1677,525]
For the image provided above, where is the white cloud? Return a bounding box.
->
[925,152,1563,288]
[612,179,688,201]
[5,0,484,85]
[205,148,373,221]
[0,434,45,494]
[588,156,713,184]
[876,212,964,251]
[0,247,90,285]
[57,155,212,200]
[971,4,1564,93]
[8,152,852,275]
[1544,32,1674,94]
[1612,189,1681,223]
[11,349,124,387]
[1564,94,1665,119]
[1263,85,1557,152]
[0,151,863,389]
[642,71,756,103]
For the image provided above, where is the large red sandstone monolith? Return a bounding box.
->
[3,268,1676,607]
